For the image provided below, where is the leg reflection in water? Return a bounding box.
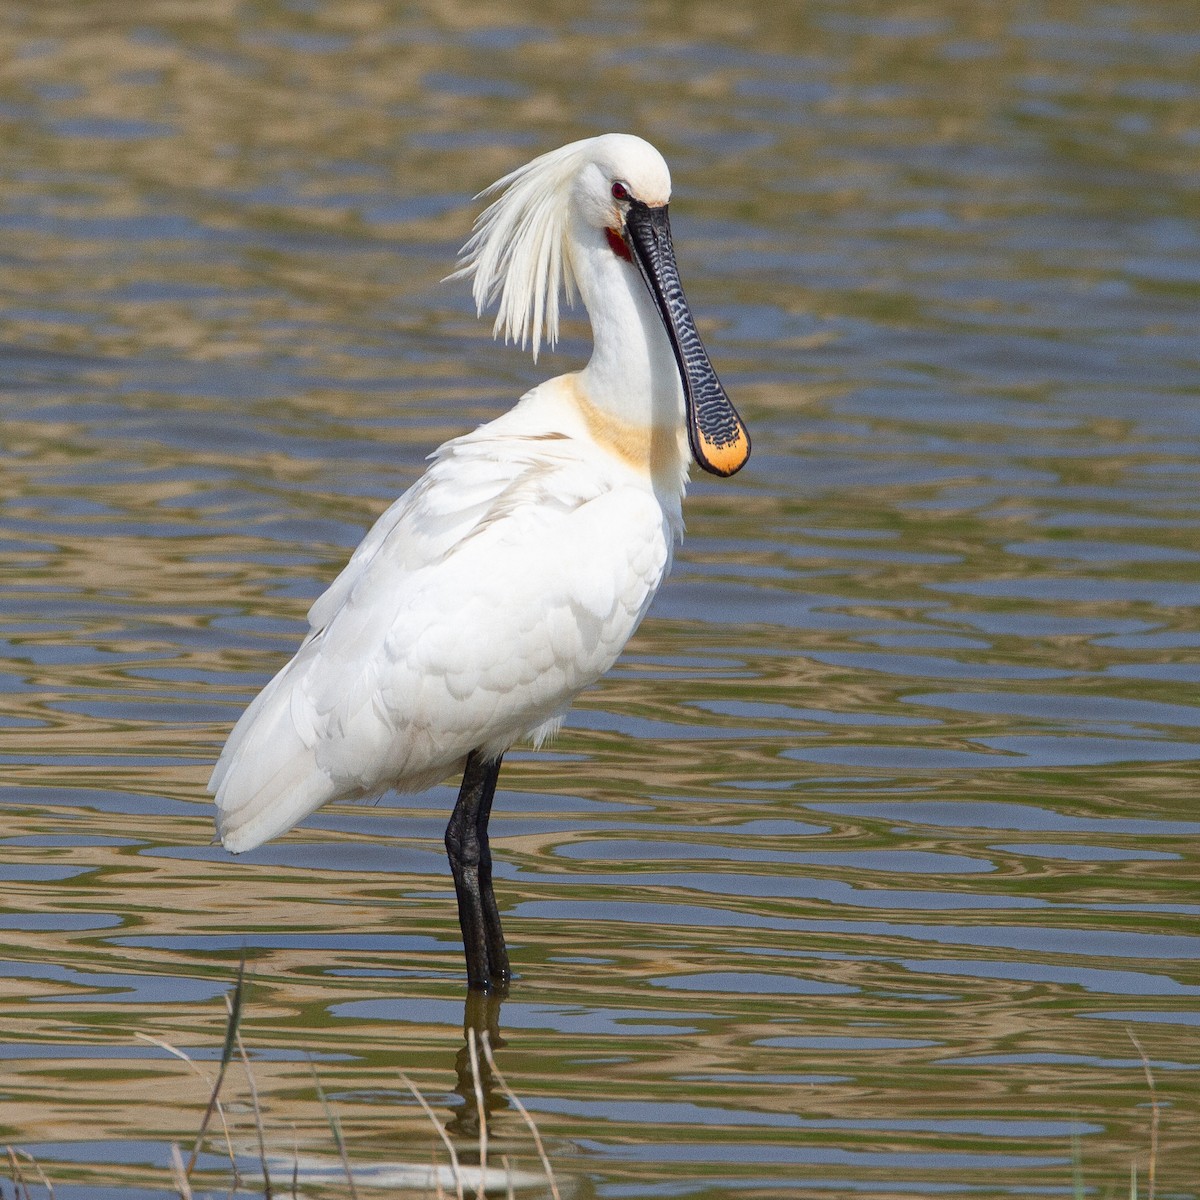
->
[446,989,507,1141]
[397,990,560,1197]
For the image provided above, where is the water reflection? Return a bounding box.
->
[447,991,507,1142]
[2,0,1200,1196]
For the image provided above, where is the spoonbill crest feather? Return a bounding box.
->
[451,133,672,360]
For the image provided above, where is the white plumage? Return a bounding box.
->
[212,379,677,851]
[209,135,748,988]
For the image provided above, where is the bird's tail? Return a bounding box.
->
[208,658,339,854]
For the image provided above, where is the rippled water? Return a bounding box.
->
[2,2,1199,1197]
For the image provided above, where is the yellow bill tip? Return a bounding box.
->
[695,424,751,477]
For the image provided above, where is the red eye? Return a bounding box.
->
[611,181,630,201]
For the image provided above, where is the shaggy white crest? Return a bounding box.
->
[449,134,671,361]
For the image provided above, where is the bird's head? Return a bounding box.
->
[452,133,750,477]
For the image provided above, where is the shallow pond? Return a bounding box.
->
[1,2,1199,1197]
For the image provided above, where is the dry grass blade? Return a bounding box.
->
[399,1073,464,1200]
[5,1142,28,1200]
[169,1143,193,1200]
[10,1149,53,1200]
[5,1148,29,1200]
[135,1032,199,1068]
[480,1033,561,1200]
[466,1028,487,1200]
[291,1127,300,1200]
[1069,1123,1083,1200]
[186,956,248,1177]
[308,1060,358,1200]
[230,995,273,1199]
[1127,1029,1159,1200]
[135,1031,239,1179]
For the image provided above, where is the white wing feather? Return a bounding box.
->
[210,388,673,853]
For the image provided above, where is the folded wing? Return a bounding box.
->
[210,419,672,852]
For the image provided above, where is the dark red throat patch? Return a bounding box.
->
[605,226,633,263]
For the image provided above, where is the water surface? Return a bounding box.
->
[1,2,1199,1197]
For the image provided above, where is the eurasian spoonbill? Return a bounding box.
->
[209,133,750,991]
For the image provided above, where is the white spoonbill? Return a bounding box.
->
[209,133,751,992]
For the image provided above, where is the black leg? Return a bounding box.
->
[444,749,509,992]
[473,756,510,985]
